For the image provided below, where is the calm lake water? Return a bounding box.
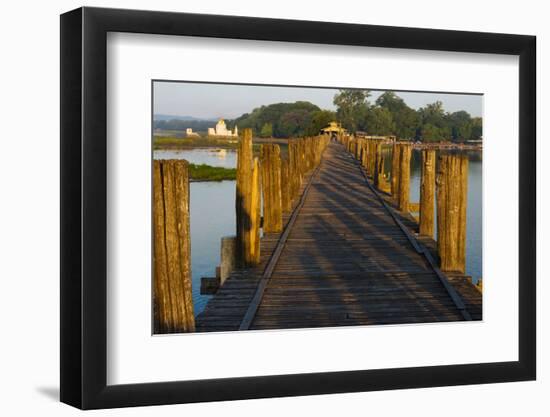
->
[154,148,237,168]
[154,147,482,316]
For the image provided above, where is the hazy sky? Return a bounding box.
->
[153,81,482,119]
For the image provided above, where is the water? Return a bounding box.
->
[189,180,236,314]
[154,148,236,168]
[154,146,483,316]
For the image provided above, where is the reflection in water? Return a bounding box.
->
[154,148,237,168]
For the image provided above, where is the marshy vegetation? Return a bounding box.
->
[189,163,236,182]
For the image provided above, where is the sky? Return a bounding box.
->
[153,81,483,120]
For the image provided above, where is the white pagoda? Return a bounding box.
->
[208,119,238,137]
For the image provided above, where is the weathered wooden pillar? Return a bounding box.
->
[361,140,368,168]
[236,128,253,265]
[292,139,303,198]
[391,143,401,197]
[300,139,306,174]
[248,157,262,265]
[287,140,294,201]
[362,139,368,172]
[419,149,436,237]
[153,160,195,333]
[261,144,283,233]
[219,236,237,285]
[290,139,302,201]
[374,142,383,187]
[236,128,261,266]
[376,154,391,193]
[437,154,469,273]
[366,140,370,168]
[314,136,323,166]
[368,140,377,177]
[280,158,292,212]
[398,144,412,212]
[306,137,314,170]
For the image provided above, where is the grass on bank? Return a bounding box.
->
[154,135,239,150]
[188,163,236,182]
[153,135,288,154]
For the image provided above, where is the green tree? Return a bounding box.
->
[470,117,483,140]
[277,109,312,137]
[376,91,419,139]
[366,107,395,135]
[396,107,420,139]
[333,89,371,133]
[448,110,473,141]
[418,101,451,141]
[375,91,405,113]
[231,101,321,138]
[305,110,337,136]
[421,123,445,142]
[260,122,273,138]
[419,101,446,126]
[376,92,419,139]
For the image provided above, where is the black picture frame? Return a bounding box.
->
[60,6,536,410]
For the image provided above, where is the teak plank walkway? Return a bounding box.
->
[196,142,481,332]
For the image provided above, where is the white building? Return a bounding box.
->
[186,128,199,137]
[208,119,238,137]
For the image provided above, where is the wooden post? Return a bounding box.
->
[236,128,261,266]
[376,154,391,193]
[365,140,371,175]
[295,139,302,197]
[288,139,302,201]
[391,143,401,197]
[287,140,295,201]
[261,144,283,233]
[374,142,383,188]
[361,140,368,168]
[437,154,469,273]
[419,149,436,237]
[248,157,262,265]
[284,135,328,210]
[280,158,292,212]
[398,144,412,212]
[219,236,237,285]
[153,160,195,333]
[369,140,377,177]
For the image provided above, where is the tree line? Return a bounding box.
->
[154,90,482,142]
[154,119,215,132]
[231,91,481,141]
[229,101,336,138]
[333,89,482,142]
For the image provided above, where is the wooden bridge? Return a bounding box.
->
[193,139,481,332]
